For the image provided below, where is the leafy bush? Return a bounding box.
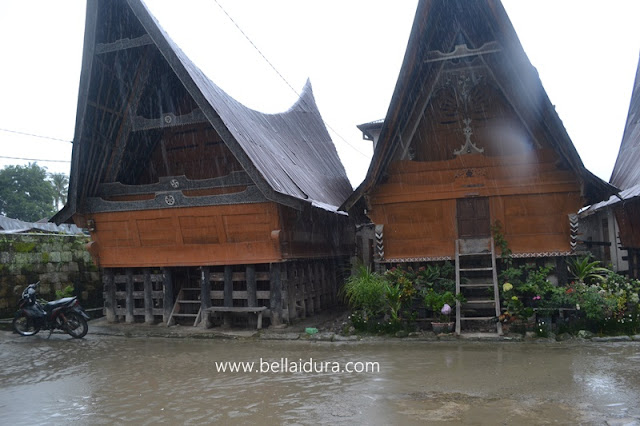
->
[340,265,386,317]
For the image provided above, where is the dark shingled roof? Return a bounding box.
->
[55,0,351,223]
[610,54,640,190]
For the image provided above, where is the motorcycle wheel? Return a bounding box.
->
[64,312,88,339]
[12,312,41,336]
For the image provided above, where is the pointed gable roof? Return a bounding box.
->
[342,0,616,211]
[56,0,351,223]
[610,54,640,190]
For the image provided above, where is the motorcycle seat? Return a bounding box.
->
[45,297,77,310]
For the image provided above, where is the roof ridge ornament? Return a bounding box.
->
[425,41,501,63]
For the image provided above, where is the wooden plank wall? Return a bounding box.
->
[368,149,583,259]
[91,202,282,267]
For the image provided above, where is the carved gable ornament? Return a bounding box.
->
[427,41,502,157]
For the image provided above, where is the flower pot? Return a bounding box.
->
[431,321,454,334]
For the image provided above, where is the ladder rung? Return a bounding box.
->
[460,283,493,288]
[182,288,201,291]
[171,313,199,317]
[465,299,495,304]
[459,267,493,272]
[178,300,201,304]
[458,252,490,256]
[460,316,495,321]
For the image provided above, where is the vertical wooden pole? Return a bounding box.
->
[162,268,173,325]
[144,268,154,324]
[104,269,117,323]
[307,263,315,315]
[246,264,257,328]
[287,263,297,322]
[270,263,283,326]
[222,266,233,326]
[299,263,307,319]
[201,267,211,327]
[125,268,134,323]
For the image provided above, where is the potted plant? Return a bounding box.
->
[424,289,464,334]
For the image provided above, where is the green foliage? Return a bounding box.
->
[49,172,69,211]
[55,285,74,299]
[0,163,57,221]
[492,220,512,266]
[340,265,387,317]
[568,256,609,285]
[423,289,464,322]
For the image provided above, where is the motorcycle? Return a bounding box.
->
[13,281,89,339]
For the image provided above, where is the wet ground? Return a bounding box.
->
[1,324,640,425]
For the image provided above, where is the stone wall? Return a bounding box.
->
[0,233,102,318]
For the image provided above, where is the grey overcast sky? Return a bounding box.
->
[0,1,639,188]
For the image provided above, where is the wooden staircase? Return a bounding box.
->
[167,285,202,326]
[455,237,502,335]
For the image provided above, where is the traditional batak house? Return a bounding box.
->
[342,0,616,333]
[580,55,640,278]
[53,0,353,327]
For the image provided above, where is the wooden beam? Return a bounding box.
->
[144,268,154,324]
[131,108,207,131]
[270,263,283,326]
[96,171,253,197]
[125,268,134,323]
[162,268,173,325]
[224,266,233,308]
[95,34,153,54]
[104,269,117,323]
[104,46,153,182]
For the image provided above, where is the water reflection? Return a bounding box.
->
[1,333,639,425]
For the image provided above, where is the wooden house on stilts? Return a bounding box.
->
[53,0,353,327]
[342,0,616,333]
[580,54,640,278]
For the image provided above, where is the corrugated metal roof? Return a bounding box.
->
[135,0,353,209]
[0,216,83,235]
[610,54,640,190]
[580,183,640,217]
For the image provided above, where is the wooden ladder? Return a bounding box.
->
[455,237,502,335]
[167,285,202,326]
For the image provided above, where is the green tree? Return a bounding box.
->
[49,172,69,210]
[0,163,56,221]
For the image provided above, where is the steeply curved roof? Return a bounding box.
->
[341,0,617,212]
[55,0,351,223]
[610,54,640,190]
[140,0,352,208]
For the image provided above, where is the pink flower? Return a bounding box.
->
[441,304,452,315]
[533,295,541,301]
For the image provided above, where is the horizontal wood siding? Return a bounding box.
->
[368,150,583,259]
[90,202,282,267]
[279,205,353,259]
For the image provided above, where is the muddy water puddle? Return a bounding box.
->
[1,332,639,425]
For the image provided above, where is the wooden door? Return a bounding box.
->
[457,197,490,239]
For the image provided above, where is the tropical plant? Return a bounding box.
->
[0,163,56,221]
[424,289,464,322]
[341,265,387,317]
[568,256,609,285]
[49,172,69,211]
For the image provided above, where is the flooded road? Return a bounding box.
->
[1,331,639,425]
